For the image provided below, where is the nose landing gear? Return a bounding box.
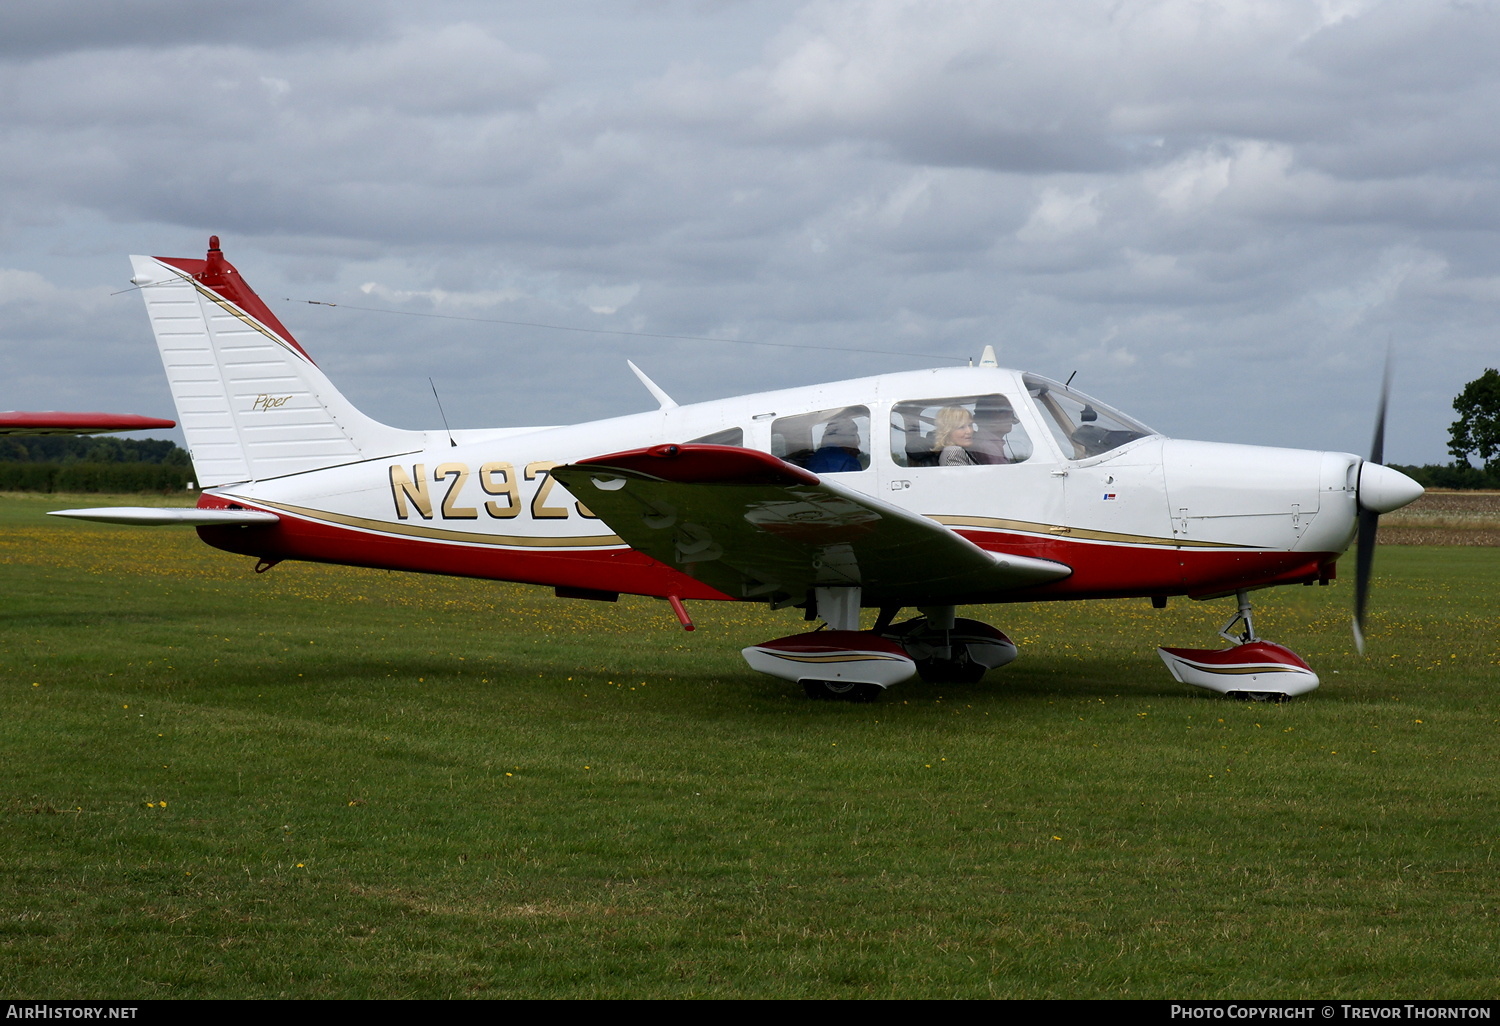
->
[1158,590,1320,700]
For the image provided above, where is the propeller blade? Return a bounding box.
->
[1352,507,1377,654]
[1369,352,1390,468]
[1353,352,1393,653]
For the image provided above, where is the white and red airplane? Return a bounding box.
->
[1,412,174,436]
[51,238,1424,702]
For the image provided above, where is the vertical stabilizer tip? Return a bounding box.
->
[203,239,229,281]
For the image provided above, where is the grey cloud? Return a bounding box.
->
[1,0,1496,464]
[0,1,391,58]
[287,24,553,115]
[0,26,559,239]
[1297,1,1500,91]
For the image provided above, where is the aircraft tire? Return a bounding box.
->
[915,656,988,685]
[1228,690,1291,704]
[801,680,882,702]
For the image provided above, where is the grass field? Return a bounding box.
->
[1381,490,1500,546]
[2,492,1497,999]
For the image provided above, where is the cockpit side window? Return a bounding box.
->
[889,395,1033,468]
[1023,374,1154,460]
[772,407,871,472]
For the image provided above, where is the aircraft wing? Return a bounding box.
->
[0,412,175,436]
[552,444,1070,606]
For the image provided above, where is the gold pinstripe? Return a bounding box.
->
[1168,661,1305,676]
[750,651,909,664]
[173,270,304,358]
[929,514,1251,549]
[234,497,625,549]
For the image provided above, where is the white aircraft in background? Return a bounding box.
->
[52,238,1423,702]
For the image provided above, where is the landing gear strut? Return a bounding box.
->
[1218,590,1258,645]
[881,606,1018,684]
[1158,589,1320,701]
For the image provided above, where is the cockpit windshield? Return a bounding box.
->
[1023,374,1157,460]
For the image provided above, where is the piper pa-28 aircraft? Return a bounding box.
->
[52,238,1424,702]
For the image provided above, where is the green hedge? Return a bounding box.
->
[0,461,195,493]
[1389,463,1500,490]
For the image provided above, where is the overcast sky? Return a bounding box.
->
[3,0,1496,465]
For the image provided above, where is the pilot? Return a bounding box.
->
[806,415,864,473]
[933,406,977,466]
[968,395,1020,465]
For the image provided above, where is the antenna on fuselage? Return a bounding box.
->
[979,345,998,368]
[1065,370,1078,388]
[428,377,457,448]
[627,360,678,410]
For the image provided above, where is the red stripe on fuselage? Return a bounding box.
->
[192,495,731,601]
[956,529,1333,601]
[189,495,1334,605]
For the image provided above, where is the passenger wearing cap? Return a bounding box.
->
[969,396,1021,465]
[806,415,864,473]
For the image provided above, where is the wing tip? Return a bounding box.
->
[990,553,1074,585]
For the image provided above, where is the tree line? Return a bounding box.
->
[1402,367,1500,489]
[0,435,193,493]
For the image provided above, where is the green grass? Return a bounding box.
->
[2,492,1497,998]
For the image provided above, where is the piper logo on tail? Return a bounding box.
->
[251,394,293,411]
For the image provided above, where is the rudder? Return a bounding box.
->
[129,237,418,487]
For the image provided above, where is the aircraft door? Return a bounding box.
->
[882,394,1062,536]
[1062,459,1179,591]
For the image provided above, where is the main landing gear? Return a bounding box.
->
[1157,590,1320,701]
[740,588,1018,702]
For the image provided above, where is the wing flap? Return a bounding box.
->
[553,444,1069,606]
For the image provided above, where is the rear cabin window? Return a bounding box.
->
[890,395,1033,468]
[688,427,744,447]
[772,407,871,473]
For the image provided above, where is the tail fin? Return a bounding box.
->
[129,237,419,487]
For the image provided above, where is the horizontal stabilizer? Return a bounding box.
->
[47,507,279,526]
